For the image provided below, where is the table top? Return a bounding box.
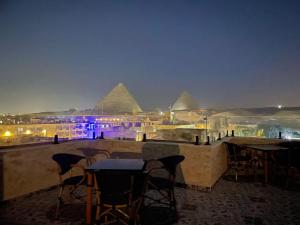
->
[88,159,145,172]
[246,144,288,151]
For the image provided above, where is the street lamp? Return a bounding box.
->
[204,116,208,137]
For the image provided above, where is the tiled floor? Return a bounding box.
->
[1,177,299,225]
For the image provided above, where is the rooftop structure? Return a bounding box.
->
[0,138,299,225]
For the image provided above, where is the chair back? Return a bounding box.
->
[223,142,238,162]
[290,149,300,169]
[278,141,300,169]
[157,155,185,177]
[95,170,146,204]
[224,142,252,162]
[278,141,300,150]
[272,151,290,167]
[52,153,85,175]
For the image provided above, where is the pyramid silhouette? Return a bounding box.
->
[172,91,199,111]
[94,83,143,114]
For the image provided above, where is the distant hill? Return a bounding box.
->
[210,107,300,117]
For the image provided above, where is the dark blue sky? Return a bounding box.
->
[1,0,300,113]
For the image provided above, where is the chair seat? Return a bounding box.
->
[63,175,85,186]
[148,177,173,190]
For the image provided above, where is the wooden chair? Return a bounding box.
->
[94,170,147,225]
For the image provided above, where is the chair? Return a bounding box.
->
[269,149,290,185]
[287,148,300,187]
[275,142,300,187]
[223,142,255,181]
[94,170,147,225]
[144,155,185,213]
[77,148,110,166]
[52,153,86,218]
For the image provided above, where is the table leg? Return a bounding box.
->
[86,172,93,225]
[264,152,269,184]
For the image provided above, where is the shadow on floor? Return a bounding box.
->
[223,175,258,183]
[47,204,177,225]
[223,174,300,191]
[140,206,177,225]
[47,203,86,224]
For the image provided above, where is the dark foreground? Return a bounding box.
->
[1,177,299,225]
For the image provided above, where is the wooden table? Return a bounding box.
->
[85,159,145,224]
[245,144,288,184]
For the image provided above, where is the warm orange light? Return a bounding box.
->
[3,131,12,137]
[25,130,32,135]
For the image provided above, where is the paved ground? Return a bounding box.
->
[1,177,299,225]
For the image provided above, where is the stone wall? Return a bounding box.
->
[0,137,283,201]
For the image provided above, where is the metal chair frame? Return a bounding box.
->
[52,153,86,218]
[273,142,300,188]
[223,142,256,181]
[144,155,185,213]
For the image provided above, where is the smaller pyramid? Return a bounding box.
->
[94,83,143,114]
[172,91,199,111]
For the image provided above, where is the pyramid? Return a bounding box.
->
[172,91,199,111]
[94,83,143,114]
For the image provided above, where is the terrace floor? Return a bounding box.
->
[1,177,300,225]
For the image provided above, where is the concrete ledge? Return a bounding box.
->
[0,137,284,201]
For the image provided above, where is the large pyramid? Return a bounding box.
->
[172,91,199,111]
[94,83,143,114]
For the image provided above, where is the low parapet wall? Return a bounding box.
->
[0,137,282,201]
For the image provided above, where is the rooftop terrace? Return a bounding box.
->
[1,177,299,225]
[0,138,299,225]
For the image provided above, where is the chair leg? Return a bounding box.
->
[285,176,290,189]
[95,187,101,221]
[253,161,258,182]
[285,168,293,189]
[55,185,64,218]
[95,204,101,222]
[171,188,176,211]
[170,188,180,222]
[168,189,172,209]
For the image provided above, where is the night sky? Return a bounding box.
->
[1,0,300,113]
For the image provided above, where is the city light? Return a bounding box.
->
[42,129,47,136]
[25,130,32,135]
[278,105,282,109]
[3,131,12,137]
